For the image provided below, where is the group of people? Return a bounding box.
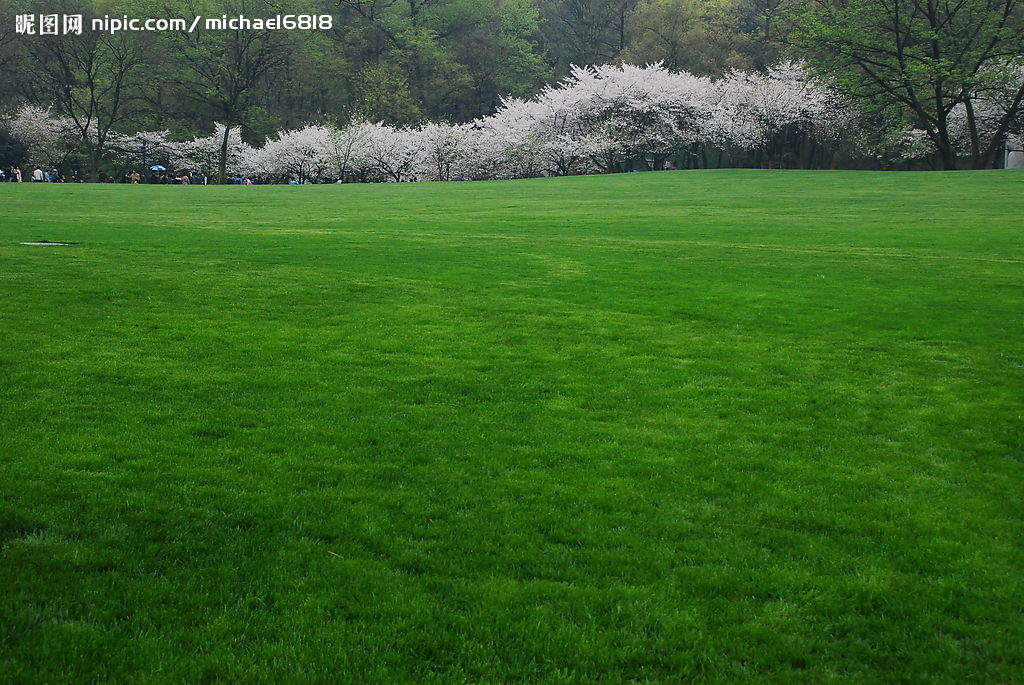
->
[1,166,74,182]
[0,165,22,181]
[1,165,301,184]
[134,170,206,185]
[0,165,212,184]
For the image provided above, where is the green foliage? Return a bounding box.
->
[789,0,1024,168]
[351,63,425,125]
[333,0,552,122]
[536,0,640,72]
[0,127,28,166]
[623,0,776,74]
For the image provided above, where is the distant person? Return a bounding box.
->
[242,177,252,185]
[179,172,190,185]
[32,166,44,182]
[288,178,298,185]
[14,166,22,182]
[129,171,140,184]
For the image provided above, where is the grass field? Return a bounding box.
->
[1,170,1022,683]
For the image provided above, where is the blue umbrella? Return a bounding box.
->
[150,165,166,171]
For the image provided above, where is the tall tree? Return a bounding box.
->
[623,0,782,74]
[537,0,639,73]
[332,0,549,122]
[791,0,1024,169]
[19,0,144,179]
[165,0,292,182]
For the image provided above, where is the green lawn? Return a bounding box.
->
[1,170,1022,683]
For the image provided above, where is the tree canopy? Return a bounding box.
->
[790,0,1024,169]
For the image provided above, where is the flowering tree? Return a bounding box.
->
[360,123,417,182]
[411,122,474,181]
[516,90,604,176]
[171,124,248,180]
[91,59,873,184]
[947,62,1024,162]
[472,63,724,175]
[709,61,850,167]
[473,99,549,179]
[246,125,334,183]
[324,122,373,181]
[105,130,173,171]
[0,104,77,168]
[557,62,715,171]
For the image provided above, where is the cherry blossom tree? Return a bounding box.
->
[410,122,475,181]
[473,99,549,179]
[709,61,850,167]
[91,59,873,184]
[0,104,77,168]
[171,124,248,180]
[246,125,334,183]
[359,123,417,182]
[947,62,1024,163]
[474,62,719,176]
[325,122,373,182]
[105,130,173,171]
[555,62,715,170]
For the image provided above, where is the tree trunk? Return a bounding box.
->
[89,145,101,183]
[963,96,984,169]
[218,125,231,184]
[932,113,958,170]
[938,145,957,170]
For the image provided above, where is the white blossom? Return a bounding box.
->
[1,104,77,167]
[245,125,333,182]
[709,61,846,153]
[410,122,474,181]
[171,124,248,178]
[106,130,173,168]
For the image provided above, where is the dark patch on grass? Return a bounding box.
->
[0,509,46,544]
